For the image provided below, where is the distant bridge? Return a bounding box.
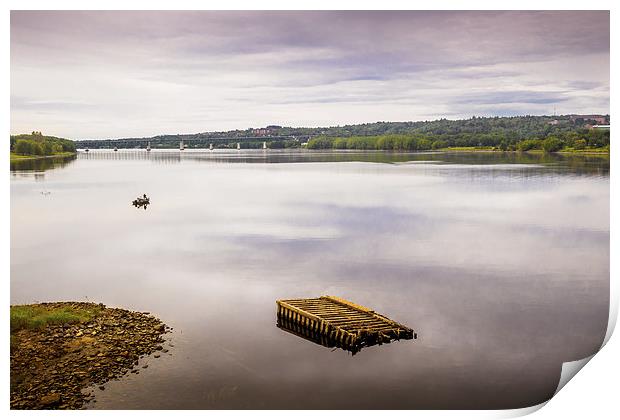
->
[74,135,310,150]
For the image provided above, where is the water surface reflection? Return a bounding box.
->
[10,150,609,409]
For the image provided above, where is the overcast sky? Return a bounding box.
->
[11,11,609,140]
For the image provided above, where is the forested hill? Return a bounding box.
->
[284,114,610,139]
[305,114,610,151]
[83,114,609,143]
[73,114,609,151]
[10,132,76,156]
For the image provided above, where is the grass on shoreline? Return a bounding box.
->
[557,147,610,154]
[439,146,495,151]
[10,151,76,162]
[10,304,101,333]
[439,146,609,155]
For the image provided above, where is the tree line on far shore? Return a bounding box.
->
[10,132,76,156]
[306,129,610,152]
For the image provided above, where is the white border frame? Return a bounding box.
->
[3,2,616,419]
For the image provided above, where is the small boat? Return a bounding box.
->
[132,194,150,209]
[114,147,118,151]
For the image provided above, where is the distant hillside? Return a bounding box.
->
[306,114,610,151]
[271,113,610,139]
[85,114,609,140]
[75,114,610,151]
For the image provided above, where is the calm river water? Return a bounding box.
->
[10,150,609,409]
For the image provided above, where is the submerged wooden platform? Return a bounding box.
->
[276,296,416,355]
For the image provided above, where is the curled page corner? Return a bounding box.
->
[515,307,616,416]
[602,299,617,348]
[554,354,595,396]
[550,294,619,396]
[504,354,599,418]
[498,401,547,418]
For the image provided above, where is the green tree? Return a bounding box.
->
[430,140,446,149]
[41,142,53,155]
[573,139,587,150]
[517,139,541,151]
[14,139,34,155]
[32,142,44,155]
[541,136,562,152]
[333,138,348,149]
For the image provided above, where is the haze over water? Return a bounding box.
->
[10,150,609,409]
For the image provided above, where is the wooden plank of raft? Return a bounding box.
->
[277,301,321,323]
[304,307,366,314]
[322,295,374,312]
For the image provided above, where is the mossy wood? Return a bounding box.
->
[276,296,416,354]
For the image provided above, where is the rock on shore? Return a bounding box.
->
[10,302,171,409]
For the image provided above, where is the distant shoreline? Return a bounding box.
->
[74,147,609,156]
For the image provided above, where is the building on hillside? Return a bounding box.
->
[569,114,608,124]
[253,128,270,136]
[252,125,282,136]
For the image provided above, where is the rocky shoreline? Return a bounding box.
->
[10,302,171,410]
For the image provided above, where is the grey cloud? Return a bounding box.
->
[565,81,604,90]
[11,11,609,67]
[11,96,99,111]
[455,91,571,106]
[10,11,610,139]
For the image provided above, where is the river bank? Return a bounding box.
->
[438,146,609,155]
[10,302,171,409]
[10,151,77,163]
